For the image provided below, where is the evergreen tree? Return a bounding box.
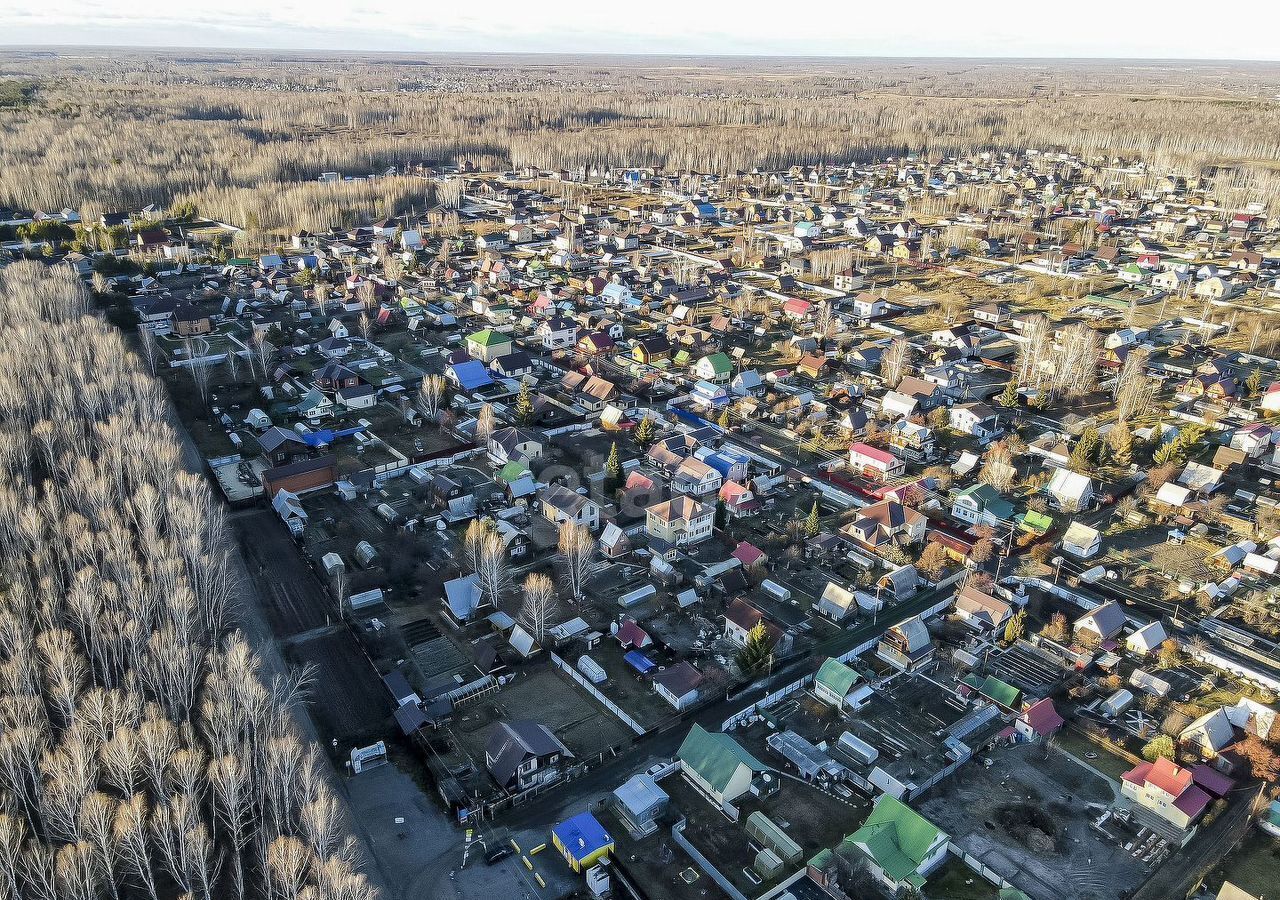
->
[715,499,728,530]
[513,380,534,425]
[605,441,621,480]
[999,377,1020,408]
[1107,420,1134,468]
[1004,609,1026,644]
[804,501,821,538]
[736,623,774,676]
[1068,426,1100,473]
[634,414,656,447]
[717,407,731,429]
[1247,366,1263,397]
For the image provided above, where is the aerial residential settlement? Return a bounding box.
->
[13,150,1280,900]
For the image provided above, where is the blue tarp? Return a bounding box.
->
[300,425,365,447]
[624,650,656,674]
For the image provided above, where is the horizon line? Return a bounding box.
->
[2,44,1279,64]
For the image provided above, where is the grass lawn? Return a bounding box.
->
[1209,828,1280,899]
[1054,727,1133,782]
[926,857,1001,900]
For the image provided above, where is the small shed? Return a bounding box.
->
[612,775,669,838]
[551,812,613,873]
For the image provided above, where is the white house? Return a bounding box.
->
[949,402,1001,438]
[1046,469,1094,511]
[1061,522,1102,559]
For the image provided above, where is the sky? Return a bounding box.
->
[2,0,1279,60]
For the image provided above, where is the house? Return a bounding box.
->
[949,402,1001,438]
[633,335,672,365]
[1074,601,1127,643]
[676,724,769,807]
[653,661,704,710]
[446,359,493,392]
[848,442,905,480]
[271,489,308,536]
[537,316,578,351]
[1046,468,1094,511]
[877,616,934,671]
[851,293,886,320]
[551,812,613,874]
[645,495,714,557]
[1126,621,1168,655]
[541,483,601,530]
[172,303,213,337]
[1230,423,1273,458]
[442,573,488,625]
[1062,522,1102,559]
[1120,757,1211,843]
[466,329,513,363]
[723,599,792,654]
[489,427,543,466]
[840,500,926,550]
[954,584,1012,632]
[718,480,758,518]
[484,720,573,792]
[951,483,1014,527]
[974,302,1010,325]
[815,582,859,622]
[673,456,723,498]
[812,658,865,708]
[612,775,669,839]
[336,384,377,410]
[840,795,949,893]
[694,352,733,383]
[1015,698,1064,743]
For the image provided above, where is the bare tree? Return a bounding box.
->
[474,403,496,444]
[980,441,1017,494]
[1051,322,1100,400]
[557,522,600,603]
[517,573,558,643]
[182,341,213,408]
[880,338,912,388]
[474,534,511,607]
[138,328,160,376]
[252,329,275,382]
[417,374,447,422]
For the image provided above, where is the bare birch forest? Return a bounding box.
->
[0,261,377,900]
[2,52,1280,229]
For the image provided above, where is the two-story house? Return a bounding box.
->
[541,483,601,530]
[485,720,573,792]
[645,495,714,559]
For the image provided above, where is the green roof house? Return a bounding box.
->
[694,352,733,383]
[962,674,1022,710]
[813,658,861,707]
[845,795,948,892]
[951,483,1015,528]
[1017,509,1054,535]
[465,328,513,362]
[677,724,768,807]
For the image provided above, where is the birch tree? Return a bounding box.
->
[518,573,558,643]
[557,522,600,603]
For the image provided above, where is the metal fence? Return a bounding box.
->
[548,651,647,735]
[671,817,750,900]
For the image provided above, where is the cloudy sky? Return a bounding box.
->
[2,0,1278,59]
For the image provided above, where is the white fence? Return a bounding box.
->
[549,652,647,735]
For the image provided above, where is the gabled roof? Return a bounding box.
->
[1020,698,1064,735]
[849,795,946,889]
[677,724,766,793]
[814,658,860,698]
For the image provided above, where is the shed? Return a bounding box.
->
[551,812,613,873]
[612,775,669,838]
